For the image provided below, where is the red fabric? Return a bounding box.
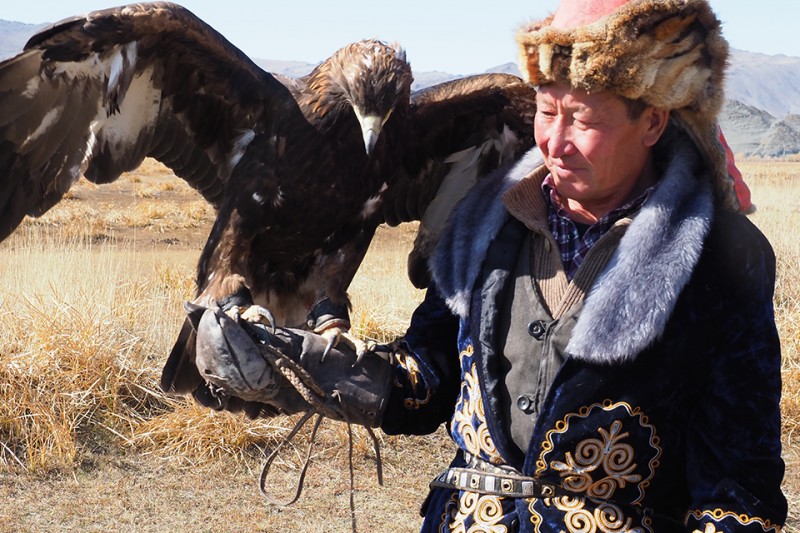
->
[551,0,631,28]
[718,127,753,213]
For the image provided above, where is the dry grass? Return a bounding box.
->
[19,159,215,247]
[739,160,800,520]
[0,160,440,531]
[0,158,798,529]
[0,236,184,471]
[349,224,426,343]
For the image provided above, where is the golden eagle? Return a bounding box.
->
[0,3,536,413]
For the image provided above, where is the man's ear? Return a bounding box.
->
[642,108,670,148]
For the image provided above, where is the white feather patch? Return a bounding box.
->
[107,42,138,99]
[71,120,100,178]
[93,68,159,156]
[228,129,255,172]
[106,48,125,97]
[22,75,41,99]
[360,182,387,219]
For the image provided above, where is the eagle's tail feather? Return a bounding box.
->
[160,318,203,394]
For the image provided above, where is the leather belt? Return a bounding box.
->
[429,454,570,499]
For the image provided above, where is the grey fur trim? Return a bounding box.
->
[431,136,714,365]
[431,147,543,317]
[566,137,714,364]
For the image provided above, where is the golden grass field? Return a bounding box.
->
[0,158,798,531]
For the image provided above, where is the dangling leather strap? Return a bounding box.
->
[259,411,322,506]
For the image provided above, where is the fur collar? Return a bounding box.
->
[431,148,543,317]
[431,135,714,364]
[567,138,713,363]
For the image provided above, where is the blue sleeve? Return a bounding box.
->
[684,216,787,531]
[380,283,461,436]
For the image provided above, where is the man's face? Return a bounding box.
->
[534,83,665,220]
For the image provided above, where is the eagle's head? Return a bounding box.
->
[321,39,413,156]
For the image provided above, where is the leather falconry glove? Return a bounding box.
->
[188,301,393,428]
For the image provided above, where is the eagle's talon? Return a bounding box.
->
[318,326,367,365]
[320,333,337,363]
[239,305,277,334]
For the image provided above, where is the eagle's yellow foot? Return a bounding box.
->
[225,304,276,334]
[319,326,368,363]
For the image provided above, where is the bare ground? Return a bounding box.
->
[1,428,455,532]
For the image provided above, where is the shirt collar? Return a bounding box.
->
[541,173,654,226]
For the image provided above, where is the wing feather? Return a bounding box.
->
[382,73,537,287]
[0,2,302,240]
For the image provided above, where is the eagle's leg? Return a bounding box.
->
[214,284,277,332]
[306,297,367,361]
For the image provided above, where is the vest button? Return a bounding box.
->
[516,395,535,414]
[528,320,546,339]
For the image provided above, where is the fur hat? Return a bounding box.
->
[516,0,738,211]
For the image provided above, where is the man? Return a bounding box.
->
[378,0,787,530]
[193,0,786,529]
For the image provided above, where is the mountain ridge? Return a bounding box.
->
[2,19,798,156]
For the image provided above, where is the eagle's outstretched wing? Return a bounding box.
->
[0,2,305,241]
[382,73,537,288]
[0,2,538,416]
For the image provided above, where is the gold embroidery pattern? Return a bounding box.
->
[393,348,431,409]
[687,509,782,533]
[528,495,654,533]
[450,344,502,464]
[528,400,661,532]
[545,496,647,533]
[448,491,508,533]
[535,400,661,505]
[551,420,641,500]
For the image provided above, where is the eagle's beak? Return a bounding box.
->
[356,114,382,156]
[354,108,392,156]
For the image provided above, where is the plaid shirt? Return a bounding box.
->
[542,174,652,280]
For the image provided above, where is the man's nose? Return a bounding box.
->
[546,119,573,158]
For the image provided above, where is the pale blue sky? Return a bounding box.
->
[3,1,797,74]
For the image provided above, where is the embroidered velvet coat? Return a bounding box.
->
[380,139,787,531]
